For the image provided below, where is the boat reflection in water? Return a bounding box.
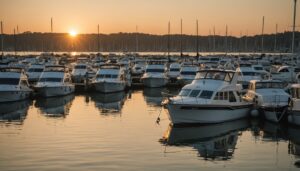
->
[161,119,249,160]
[143,87,166,106]
[90,91,127,114]
[261,121,288,142]
[35,94,74,117]
[287,125,300,168]
[0,100,31,122]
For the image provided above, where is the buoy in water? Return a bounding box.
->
[250,109,259,117]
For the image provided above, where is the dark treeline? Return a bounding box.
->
[0,31,299,53]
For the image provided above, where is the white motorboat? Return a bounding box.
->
[71,63,88,84]
[141,61,168,88]
[92,64,127,93]
[177,64,199,85]
[0,67,32,102]
[288,84,300,126]
[34,65,75,97]
[236,63,263,91]
[167,63,181,83]
[26,64,45,84]
[165,69,252,124]
[243,80,290,123]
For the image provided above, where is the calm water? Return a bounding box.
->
[0,87,300,171]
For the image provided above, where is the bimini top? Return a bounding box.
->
[195,69,236,83]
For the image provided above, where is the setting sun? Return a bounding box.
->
[69,30,77,37]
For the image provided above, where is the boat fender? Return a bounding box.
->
[250,109,259,117]
[288,115,293,123]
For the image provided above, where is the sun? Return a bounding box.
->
[69,30,77,37]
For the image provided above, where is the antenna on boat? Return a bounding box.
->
[261,16,265,53]
[292,0,297,53]
[196,19,199,58]
[1,21,3,59]
[180,18,183,58]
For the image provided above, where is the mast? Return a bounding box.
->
[14,28,17,56]
[213,26,216,53]
[180,19,183,57]
[245,30,248,52]
[196,19,199,58]
[51,17,53,54]
[225,25,228,54]
[167,21,170,61]
[97,24,100,53]
[1,21,3,58]
[292,0,297,53]
[135,25,138,53]
[261,16,265,53]
[274,24,278,52]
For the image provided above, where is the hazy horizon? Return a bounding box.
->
[0,0,298,36]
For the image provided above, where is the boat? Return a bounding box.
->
[243,80,290,123]
[288,84,300,126]
[92,64,127,93]
[165,69,252,124]
[167,63,181,83]
[26,64,45,84]
[34,65,75,97]
[0,67,32,102]
[141,60,168,88]
[71,63,88,84]
[236,63,263,91]
[160,119,249,160]
[177,64,199,85]
[270,65,297,83]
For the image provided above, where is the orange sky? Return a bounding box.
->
[0,0,298,36]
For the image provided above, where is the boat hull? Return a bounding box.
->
[93,81,126,93]
[262,106,288,123]
[142,77,168,88]
[288,110,300,126]
[35,85,75,97]
[0,90,31,103]
[166,103,251,124]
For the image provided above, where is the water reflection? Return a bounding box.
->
[35,95,75,117]
[261,121,288,142]
[288,125,300,167]
[90,91,127,114]
[0,100,31,122]
[161,119,249,160]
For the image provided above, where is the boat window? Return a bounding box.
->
[214,92,221,100]
[199,90,213,99]
[111,75,118,78]
[229,91,236,102]
[242,72,258,76]
[28,68,43,72]
[223,91,228,100]
[181,71,196,76]
[179,89,191,96]
[189,90,201,97]
[0,78,20,85]
[255,82,284,89]
[75,65,87,69]
[170,68,180,72]
[97,75,105,78]
[104,75,111,78]
[39,78,62,82]
[279,68,289,72]
[146,69,164,73]
[254,67,263,71]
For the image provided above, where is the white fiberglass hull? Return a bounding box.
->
[142,77,168,88]
[93,81,126,93]
[261,106,288,123]
[166,103,251,124]
[0,90,31,103]
[35,85,75,97]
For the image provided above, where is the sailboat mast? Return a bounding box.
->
[180,19,183,57]
[261,16,265,53]
[225,25,228,54]
[167,21,170,61]
[135,25,138,53]
[14,28,17,56]
[97,24,100,53]
[196,20,199,58]
[292,0,297,53]
[1,21,3,58]
[274,24,278,52]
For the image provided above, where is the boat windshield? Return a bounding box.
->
[170,68,180,72]
[146,69,164,73]
[28,68,44,72]
[39,78,62,82]
[75,65,87,69]
[255,82,285,89]
[97,74,118,79]
[0,78,20,85]
[181,71,196,75]
[179,89,191,96]
[195,71,234,82]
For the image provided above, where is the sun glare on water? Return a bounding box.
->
[69,30,77,37]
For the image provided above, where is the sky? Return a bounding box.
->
[0,0,298,36]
